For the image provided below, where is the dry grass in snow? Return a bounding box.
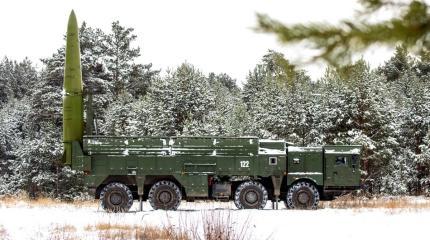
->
[200,211,252,240]
[85,222,189,240]
[40,211,251,240]
[0,198,253,240]
[1,196,430,239]
[0,193,97,208]
[48,224,77,240]
[323,195,430,210]
[46,222,189,240]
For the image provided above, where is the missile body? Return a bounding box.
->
[63,10,83,165]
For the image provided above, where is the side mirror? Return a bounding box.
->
[351,155,358,172]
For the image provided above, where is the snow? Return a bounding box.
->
[87,139,103,145]
[289,172,323,175]
[1,201,429,240]
[258,148,286,155]
[324,148,361,154]
[288,146,307,152]
[259,139,285,143]
[288,146,322,152]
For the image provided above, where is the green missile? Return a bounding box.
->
[63,10,83,165]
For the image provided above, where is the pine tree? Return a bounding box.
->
[183,74,248,136]
[100,93,136,136]
[0,99,30,193]
[243,64,266,111]
[257,0,430,65]
[418,133,430,194]
[145,63,215,136]
[0,58,36,106]
[105,21,141,95]
[243,50,314,142]
[317,60,402,193]
[127,63,159,98]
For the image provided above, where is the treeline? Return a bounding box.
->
[0,21,429,199]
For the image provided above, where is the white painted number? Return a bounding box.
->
[240,161,249,168]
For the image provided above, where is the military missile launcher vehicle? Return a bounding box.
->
[63,11,362,212]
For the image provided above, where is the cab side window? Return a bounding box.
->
[351,155,358,165]
[336,156,347,165]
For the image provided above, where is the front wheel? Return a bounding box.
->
[285,181,319,209]
[100,182,133,212]
[148,181,182,210]
[234,181,268,209]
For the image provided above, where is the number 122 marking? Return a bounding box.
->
[240,161,249,168]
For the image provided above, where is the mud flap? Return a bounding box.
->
[271,175,282,209]
[136,176,145,211]
[177,175,209,197]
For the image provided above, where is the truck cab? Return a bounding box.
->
[282,144,361,208]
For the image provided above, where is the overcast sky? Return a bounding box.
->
[0,0,394,84]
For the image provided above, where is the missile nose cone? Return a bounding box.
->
[64,9,82,93]
[68,10,77,29]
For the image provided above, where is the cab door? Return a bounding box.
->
[325,154,360,187]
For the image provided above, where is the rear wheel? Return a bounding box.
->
[234,181,268,209]
[148,181,182,210]
[100,182,133,212]
[285,181,319,209]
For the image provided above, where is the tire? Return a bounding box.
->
[234,181,268,209]
[100,182,133,212]
[285,181,319,210]
[148,181,182,210]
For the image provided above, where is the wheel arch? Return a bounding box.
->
[286,177,322,196]
[95,175,137,199]
[255,176,275,200]
[144,175,185,198]
[230,176,273,193]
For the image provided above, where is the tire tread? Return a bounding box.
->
[148,180,182,210]
[100,182,133,212]
[234,181,268,209]
[285,181,319,210]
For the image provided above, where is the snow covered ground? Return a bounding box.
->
[0,199,429,240]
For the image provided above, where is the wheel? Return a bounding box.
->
[148,181,182,210]
[234,181,268,209]
[100,182,133,212]
[285,181,319,209]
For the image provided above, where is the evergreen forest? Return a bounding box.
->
[0,19,429,199]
